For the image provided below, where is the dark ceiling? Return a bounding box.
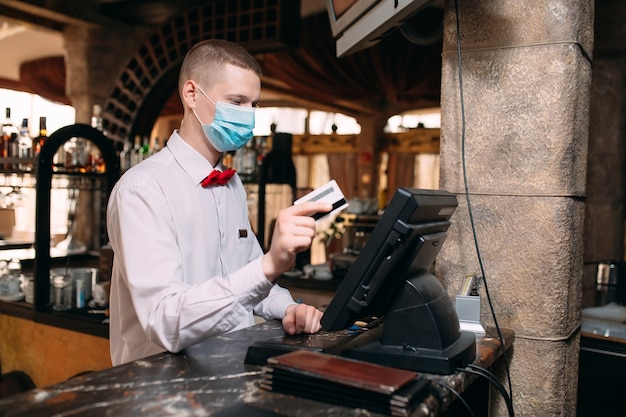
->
[0,0,322,32]
[0,0,444,118]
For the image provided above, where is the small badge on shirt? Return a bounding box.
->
[239,229,248,238]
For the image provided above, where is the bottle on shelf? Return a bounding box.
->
[63,133,92,172]
[238,140,257,182]
[91,104,105,133]
[222,152,233,169]
[255,136,267,175]
[34,116,47,156]
[1,107,19,160]
[89,144,105,173]
[150,137,161,156]
[17,118,33,170]
[129,135,142,167]
[119,139,131,172]
[139,136,150,161]
[83,104,106,173]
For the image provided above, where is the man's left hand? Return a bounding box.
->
[282,303,323,335]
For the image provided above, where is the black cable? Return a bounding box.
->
[468,364,509,394]
[453,0,514,411]
[430,379,477,417]
[458,365,515,417]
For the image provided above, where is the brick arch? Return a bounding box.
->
[101,0,299,143]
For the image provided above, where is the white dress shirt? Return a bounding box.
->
[107,131,295,365]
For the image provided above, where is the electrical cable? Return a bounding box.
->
[453,0,515,414]
[459,365,515,417]
[429,379,477,417]
[467,364,508,391]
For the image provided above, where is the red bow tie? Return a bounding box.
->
[201,169,236,187]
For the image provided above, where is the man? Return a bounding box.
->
[107,39,330,365]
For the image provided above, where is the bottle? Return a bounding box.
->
[63,137,88,172]
[150,137,161,156]
[34,116,47,156]
[3,259,22,297]
[1,108,19,159]
[255,136,266,177]
[222,152,233,169]
[240,140,257,182]
[139,136,150,161]
[6,258,21,279]
[130,135,142,167]
[75,275,86,309]
[89,145,105,173]
[119,139,131,172]
[233,147,243,173]
[17,118,33,170]
[91,104,105,133]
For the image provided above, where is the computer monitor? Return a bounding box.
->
[325,0,435,57]
[320,187,476,374]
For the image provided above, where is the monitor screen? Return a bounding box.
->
[320,187,476,374]
[321,187,456,331]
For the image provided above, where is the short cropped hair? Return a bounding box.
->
[178,39,262,96]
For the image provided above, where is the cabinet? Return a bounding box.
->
[32,124,119,322]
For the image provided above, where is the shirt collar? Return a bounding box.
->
[166,130,224,186]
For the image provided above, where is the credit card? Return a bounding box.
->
[294,180,349,222]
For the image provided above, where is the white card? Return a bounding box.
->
[294,180,349,222]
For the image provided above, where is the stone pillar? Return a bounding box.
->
[63,25,151,123]
[62,24,150,248]
[582,0,626,307]
[437,1,593,416]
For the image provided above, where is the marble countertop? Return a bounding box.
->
[0,321,514,417]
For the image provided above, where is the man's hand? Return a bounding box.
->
[282,303,323,335]
[261,201,331,281]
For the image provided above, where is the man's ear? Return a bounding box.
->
[181,80,198,109]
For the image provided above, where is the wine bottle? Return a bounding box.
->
[130,135,142,167]
[1,108,19,159]
[139,136,150,161]
[83,105,105,172]
[17,118,33,170]
[91,104,104,132]
[119,139,131,172]
[34,116,48,156]
[150,137,161,156]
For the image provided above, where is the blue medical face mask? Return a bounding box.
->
[193,86,256,152]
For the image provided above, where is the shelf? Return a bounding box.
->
[0,299,108,338]
[0,157,38,174]
[32,124,120,330]
[0,124,119,340]
[0,240,34,250]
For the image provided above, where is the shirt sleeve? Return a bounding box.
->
[253,284,296,321]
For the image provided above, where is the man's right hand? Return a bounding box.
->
[261,201,332,281]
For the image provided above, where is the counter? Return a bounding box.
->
[0,321,514,417]
[578,322,625,417]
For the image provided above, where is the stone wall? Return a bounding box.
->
[438,1,593,415]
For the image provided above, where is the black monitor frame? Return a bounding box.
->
[320,188,476,374]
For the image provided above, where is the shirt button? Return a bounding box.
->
[221,232,225,238]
